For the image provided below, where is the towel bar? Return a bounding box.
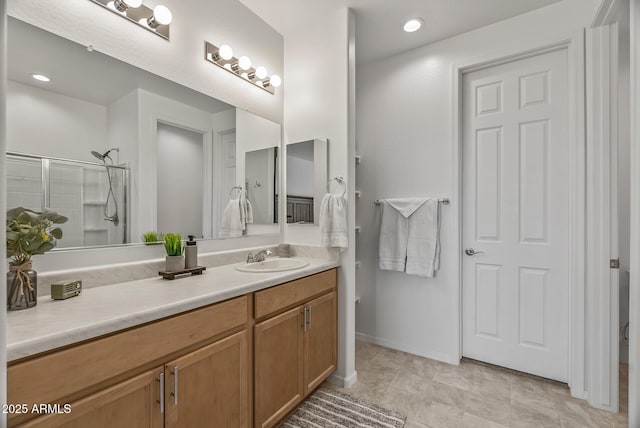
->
[374,198,449,206]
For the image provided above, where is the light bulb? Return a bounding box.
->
[113,0,142,12]
[403,18,423,33]
[270,75,282,87]
[147,5,172,28]
[255,66,268,80]
[238,56,252,71]
[153,5,172,25]
[31,74,51,82]
[219,45,234,61]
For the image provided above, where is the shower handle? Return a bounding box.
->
[465,248,485,256]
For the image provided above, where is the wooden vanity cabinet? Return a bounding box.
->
[253,269,337,428]
[8,268,338,428]
[8,295,251,428]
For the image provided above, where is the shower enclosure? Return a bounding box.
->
[6,152,129,248]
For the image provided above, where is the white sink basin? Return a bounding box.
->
[235,257,310,273]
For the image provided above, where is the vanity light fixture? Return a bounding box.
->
[403,18,424,33]
[112,0,142,12]
[205,41,282,95]
[89,0,172,40]
[31,74,51,82]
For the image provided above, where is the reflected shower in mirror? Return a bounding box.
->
[285,139,327,224]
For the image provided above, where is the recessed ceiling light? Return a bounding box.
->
[404,18,424,33]
[31,74,51,82]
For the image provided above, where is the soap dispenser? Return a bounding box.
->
[185,235,198,269]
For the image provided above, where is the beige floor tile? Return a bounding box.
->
[379,385,431,421]
[510,377,559,414]
[335,342,630,428]
[510,401,559,428]
[403,419,432,428]
[415,401,465,428]
[462,412,510,428]
[463,391,511,426]
[390,368,434,394]
[421,379,469,408]
[432,363,475,391]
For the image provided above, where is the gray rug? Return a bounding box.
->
[281,387,406,428]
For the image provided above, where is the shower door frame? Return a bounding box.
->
[6,151,130,246]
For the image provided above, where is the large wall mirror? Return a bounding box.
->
[6,17,281,249]
[285,139,327,224]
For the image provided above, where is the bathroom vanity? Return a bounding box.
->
[6,260,338,428]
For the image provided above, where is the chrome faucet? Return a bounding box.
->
[246,249,273,263]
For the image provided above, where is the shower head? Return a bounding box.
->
[91,150,106,161]
[91,148,119,163]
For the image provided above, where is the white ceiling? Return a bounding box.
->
[239,0,563,63]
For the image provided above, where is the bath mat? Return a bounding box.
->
[281,386,406,428]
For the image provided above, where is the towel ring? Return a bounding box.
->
[329,176,347,197]
[229,185,243,198]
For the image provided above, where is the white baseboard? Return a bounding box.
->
[355,331,459,365]
[328,370,358,388]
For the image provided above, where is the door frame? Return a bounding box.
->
[450,30,586,398]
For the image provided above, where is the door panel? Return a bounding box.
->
[165,330,249,428]
[462,48,569,381]
[254,306,303,428]
[23,368,163,428]
[303,291,337,394]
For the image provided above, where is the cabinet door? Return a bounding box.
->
[254,306,304,428]
[164,330,249,428]
[22,368,163,428]
[303,291,337,394]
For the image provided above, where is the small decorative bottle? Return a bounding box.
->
[185,235,198,269]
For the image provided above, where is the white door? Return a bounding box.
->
[462,49,570,381]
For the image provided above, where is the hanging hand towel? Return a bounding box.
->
[404,199,440,277]
[378,198,428,273]
[378,198,440,277]
[319,193,348,250]
[219,198,243,238]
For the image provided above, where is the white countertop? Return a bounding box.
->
[7,257,339,362]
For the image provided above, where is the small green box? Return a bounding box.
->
[51,280,82,300]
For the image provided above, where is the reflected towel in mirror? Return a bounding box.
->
[219,198,243,238]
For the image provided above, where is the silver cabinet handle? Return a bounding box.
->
[308,305,312,330]
[303,306,308,332]
[159,372,165,414]
[172,366,179,405]
[465,248,485,256]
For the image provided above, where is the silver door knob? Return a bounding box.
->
[465,248,485,256]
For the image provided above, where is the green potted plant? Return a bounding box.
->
[142,231,162,245]
[6,207,68,310]
[163,233,184,272]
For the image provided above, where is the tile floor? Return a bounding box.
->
[326,341,628,428]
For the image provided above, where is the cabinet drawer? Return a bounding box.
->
[8,295,248,422]
[254,269,336,320]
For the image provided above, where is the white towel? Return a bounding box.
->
[219,198,243,238]
[240,190,253,230]
[319,193,348,250]
[379,198,440,277]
